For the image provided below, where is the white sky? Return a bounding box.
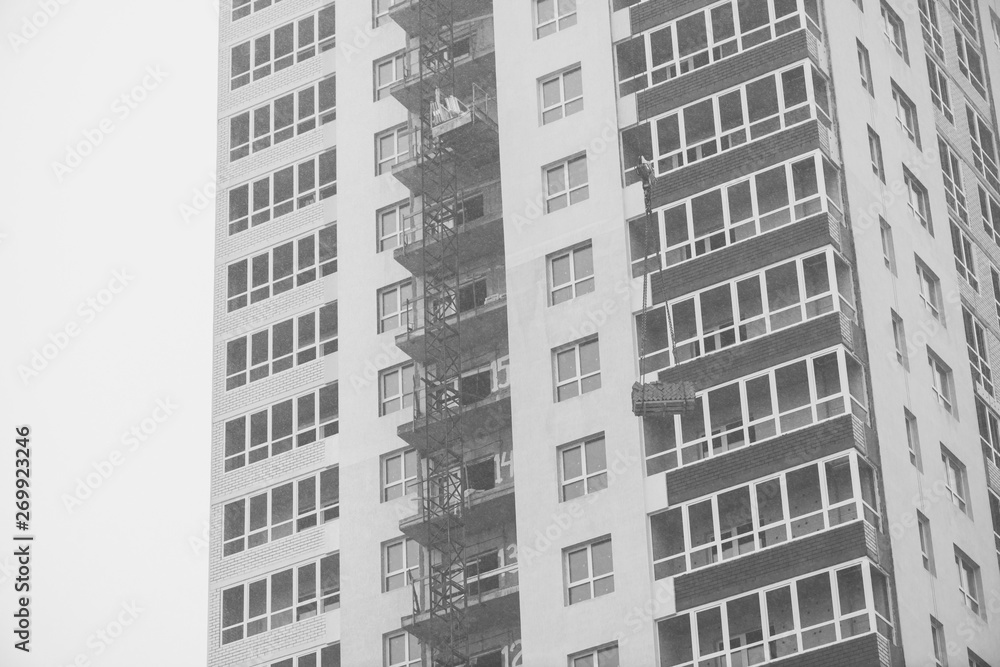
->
[0,1,216,664]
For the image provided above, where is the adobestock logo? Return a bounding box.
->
[7,0,75,54]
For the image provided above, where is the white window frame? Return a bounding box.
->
[230,5,336,90]
[955,550,981,613]
[560,434,608,501]
[378,281,415,333]
[565,537,614,605]
[881,2,909,63]
[892,83,921,148]
[857,40,873,96]
[535,0,577,39]
[891,310,908,368]
[951,0,978,35]
[917,511,935,573]
[956,29,987,96]
[952,225,979,291]
[377,125,410,175]
[385,631,421,667]
[905,408,921,468]
[549,242,595,305]
[375,51,405,100]
[880,218,897,274]
[929,352,955,413]
[918,0,945,57]
[545,154,589,213]
[377,200,412,252]
[931,616,948,667]
[968,105,1000,188]
[905,169,932,233]
[939,137,967,222]
[942,447,968,512]
[380,363,415,416]
[374,0,405,27]
[570,644,619,667]
[383,538,421,592]
[554,337,601,402]
[927,56,953,122]
[541,66,583,124]
[868,127,886,182]
[382,449,419,501]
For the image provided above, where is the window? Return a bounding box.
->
[892,84,920,148]
[981,186,1000,246]
[545,154,589,213]
[881,2,909,63]
[221,553,339,644]
[613,0,823,97]
[918,512,935,573]
[382,449,419,501]
[929,352,955,413]
[554,337,601,401]
[880,218,896,274]
[891,310,908,368]
[868,127,885,183]
[224,384,338,472]
[905,408,922,468]
[535,0,577,39]
[541,66,583,124]
[374,51,405,100]
[904,169,932,233]
[644,348,868,474]
[942,447,968,511]
[919,0,945,57]
[622,63,830,181]
[927,57,953,122]
[939,138,968,222]
[957,30,987,96]
[378,281,414,333]
[376,125,410,175]
[229,77,336,161]
[385,632,420,667]
[267,643,341,667]
[627,153,843,276]
[227,225,337,311]
[225,303,337,390]
[952,0,978,34]
[993,268,1000,326]
[380,363,414,415]
[565,538,614,604]
[977,397,1000,467]
[993,9,1000,48]
[968,106,999,189]
[931,617,948,667]
[383,538,420,591]
[955,549,982,613]
[916,261,943,320]
[374,0,403,27]
[968,649,991,667]
[991,491,1000,572]
[377,200,412,252]
[227,149,337,236]
[963,308,993,394]
[656,562,894,665]
[223,468,339,556]
[952,225,978,291]
[549,243,595,305]
[560,435,607,501]
[857,41,873,96]
[649,453,880,579]
[571,644,619,667]
[230,5,336,90]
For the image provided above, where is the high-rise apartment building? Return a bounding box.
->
[210,0,1000,664]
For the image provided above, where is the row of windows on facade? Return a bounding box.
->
[229,5,335,90]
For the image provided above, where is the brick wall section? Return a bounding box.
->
[674,521,871,611]
[665,414,866,505]
[218,113,329,187]
[211,426,328,503]
[767,634,885,667]
[207,598,330,667]
[657,312,853,391]
[648,213,840,305]
[212,344,328,416]
[649,121,828,210]
[629,0,713,34]
[637,31,819,122]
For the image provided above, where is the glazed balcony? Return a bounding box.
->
[394,181,504,275]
